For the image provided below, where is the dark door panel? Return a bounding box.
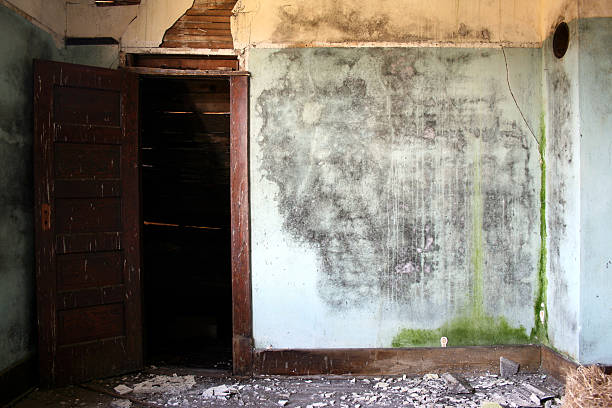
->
[34,60,142,385]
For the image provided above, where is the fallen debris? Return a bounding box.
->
[113,384,133,395]
[110,399,132,408]
[521,381,557,404]
[500,356,520,377]
[442,372,475,394]
[133,375,196,394]
[202,384,239,398]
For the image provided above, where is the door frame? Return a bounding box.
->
[130,68,253,375]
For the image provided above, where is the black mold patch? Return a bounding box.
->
[255,48,538,312]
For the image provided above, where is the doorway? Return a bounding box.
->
[139,76,232,369]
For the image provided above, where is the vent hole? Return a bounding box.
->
[553,22,570,59]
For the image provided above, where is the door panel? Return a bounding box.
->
[34,60,142,385]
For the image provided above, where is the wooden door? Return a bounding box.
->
[33,60,142,385]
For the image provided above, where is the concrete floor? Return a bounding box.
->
[9,366,564,408]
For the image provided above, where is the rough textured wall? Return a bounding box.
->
[578,17,612,364]
[233,0,541,49]
[542,20,581,360]
[0,0,66,42]
[0,3,58,373]
[540,1,612,40]
[250,47,542,348]
[66,0,193,48]
[0,4,119,373]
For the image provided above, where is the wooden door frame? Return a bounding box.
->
[228,75,253,375]
[132,70,253,375]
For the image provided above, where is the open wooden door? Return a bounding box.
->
[33,60,142,385]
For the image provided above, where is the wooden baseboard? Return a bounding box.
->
[0,354,38,407]
[253,345,542,376]
[539,346,578,381]
[540,345,612,380]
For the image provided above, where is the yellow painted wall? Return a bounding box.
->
[65,0,192,49]
[5,0,612,50]
[231,0,541,48]
[0,0,65,42]
[540,0,612,39]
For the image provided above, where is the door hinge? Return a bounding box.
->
[41,203,51,231]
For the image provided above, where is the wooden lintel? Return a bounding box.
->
[123,67,249,77]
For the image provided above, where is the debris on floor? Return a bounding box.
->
[12,366,565,408]
[500,357,520,378]
[113,384,133,395]
[132,374,196,394]
[110,399,133,408]
[203,384,240,398]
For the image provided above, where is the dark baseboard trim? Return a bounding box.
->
[540,345,612,379]
[253,345,542,376]
[540,346,578,381]
[0,354,38,407]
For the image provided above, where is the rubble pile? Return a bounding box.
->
[103,366,564,408]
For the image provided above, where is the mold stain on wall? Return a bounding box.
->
[273,2,494,45]
[252,47,542,345]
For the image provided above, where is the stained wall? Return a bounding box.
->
[578,17,612,365]
[1,0,611,371]
[249,47,543,348]
[542,19,581,361]
[0,3,119,374]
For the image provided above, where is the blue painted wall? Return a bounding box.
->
[0,4,118,374]
[578,18,612,365]
[542,20,582,361]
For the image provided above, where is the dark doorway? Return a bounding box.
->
[140,76,232,369]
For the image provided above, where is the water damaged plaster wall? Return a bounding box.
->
[250,47,543,348]
[577,17,612,365]
[0,3,119,373]
[542,20,581,361]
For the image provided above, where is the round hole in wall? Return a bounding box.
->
[553,22,570,58]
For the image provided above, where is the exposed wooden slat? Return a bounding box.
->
[163,33,233,43]
[163,27,233,37]
[181,14,230,23]
[186,9,233,16]
[161,0,237,49]
[172,21,231,30]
